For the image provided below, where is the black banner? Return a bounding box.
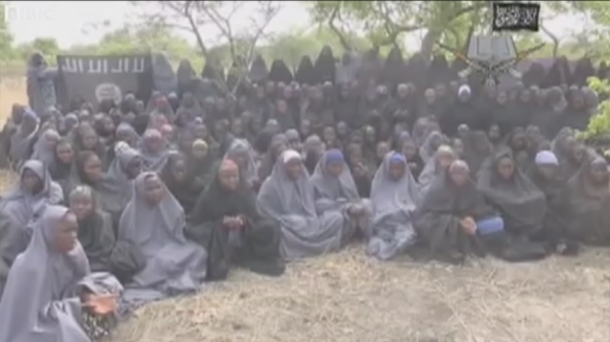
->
[56,54,154,109]
[492,2,540,32]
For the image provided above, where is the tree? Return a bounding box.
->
[0,1,15,61]
[307,1,597,61]
[133,1,283,95]
[13,37,60,64]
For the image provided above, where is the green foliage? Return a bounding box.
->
[577,77,610,143]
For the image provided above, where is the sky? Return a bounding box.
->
[3,1,593,50]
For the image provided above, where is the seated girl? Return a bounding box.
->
[417,145,457,198]
[0,159,64,227]
[117,172,207,306]
[310,149,372,237]
[477,148,547,240]
[69,185,145,283]
[138,128,170,173]
[368,152,420,261]
[224,138,260,189]
[563,153,610,246]
[415,160,504,264]
[257,150,355,260]
[161,152,203,214]
[187,159,285,280]
[526,151,577,254]
[0,205,123,342]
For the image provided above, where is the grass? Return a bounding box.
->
[0,76,609,342]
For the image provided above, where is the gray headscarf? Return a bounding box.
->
[417,145,457,198]
[118,172,207,306]
[257,150,349,260]
[419,131,448,163]
[30,128,60,168]
[0,159,64,226]
[138,129,170,173]
[224,138,259,186]
[9,108,40,165]
[96,147,141,216]
[0,205,122,342]
[310,149,360,213]
[368,152,419,260]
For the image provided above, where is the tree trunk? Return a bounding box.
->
[420,29,440,63]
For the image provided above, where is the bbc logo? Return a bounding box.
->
[2,3,54,23]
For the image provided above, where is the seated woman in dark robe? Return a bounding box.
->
[187,159,285,280]
[0,205,124,342]
[526,151,577,254]
[118,172,207,306]
[311,149,372,237]
[551,130,587,182]
[503,127,530,172]
[415,160,505,264]
[368,152,420,261]
[417,145,457,198]
[187,139,214,188]
[160,152,202,214]
[257,133,288,184]
[303,135,325,175]
[563,153,610,246]
[224,138,260,189]
[401,137,424,180]
[48,139,74,189]
[69,185,145,283]
[71,122,108,169]
[477,148,547,240]
[138,128,170,173]
[345,143,373,198]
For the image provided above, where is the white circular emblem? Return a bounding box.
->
[95,83,122,104]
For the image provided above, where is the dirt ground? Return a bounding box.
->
[0,77,609,342]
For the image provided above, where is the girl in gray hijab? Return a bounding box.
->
[8,108,40,169]
[30,128,61,168]
[368,152,420,260]
[0,205,123,342]
[118,172,207,306]
[138,128,170,173]
[417,145,457,198]
[0,159,63,227]
[224,138,259,188]
[257,150,354,260]
[310,149,372,237]
[418,130,448,163]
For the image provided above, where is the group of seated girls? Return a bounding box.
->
[0,127,609,341]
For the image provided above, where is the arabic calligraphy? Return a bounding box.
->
[493,2,540,32]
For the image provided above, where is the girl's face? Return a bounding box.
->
[348,147,363,166]
[22,168,41,193]
[144,175,164,205]
[83,154,103,183]
[300,120,311,135]
[81,128,98,150]
[146,136,164,153]
[452,139,464,157]
[437,151,456,170]
[284,158,303,181]
[102,117,115,134]
[364,128,376,143]
[70,192,94,220]
[497,157,515,180]
[219,166,239,191]
[323,127,336,143]
[194,124,209,139]
[56,143,74,164]
[171,159,188,182]
[326,160,344,177]
[388,161,405,181]
[449,166,469,187]
[276,100,288,114]
[192,145,208,159]
[53,212,78,253]
[271,142,287,159]
[537,164,558,180]
[229,150,248,169]
[126,158,142,179]
[511,132,527,150]
[402,142,417,159]
[488,125,501,141]
[336,122,348,137]
[376,142,390,160]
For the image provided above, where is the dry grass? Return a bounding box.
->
[0,77,609,342]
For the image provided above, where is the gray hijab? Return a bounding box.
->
[419,131,447,163]
[0,205,122,342]
[96,146,141,215]
[30,129,60,168]
[224,138,259,186]
[368,152,419,260]
[9,108,40,165]
[311,149,360,206]
[257,150,348,260]
[119,172,207,306]
[417,145,456,198]
[0,159,63,226]
[138,129,170,173]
